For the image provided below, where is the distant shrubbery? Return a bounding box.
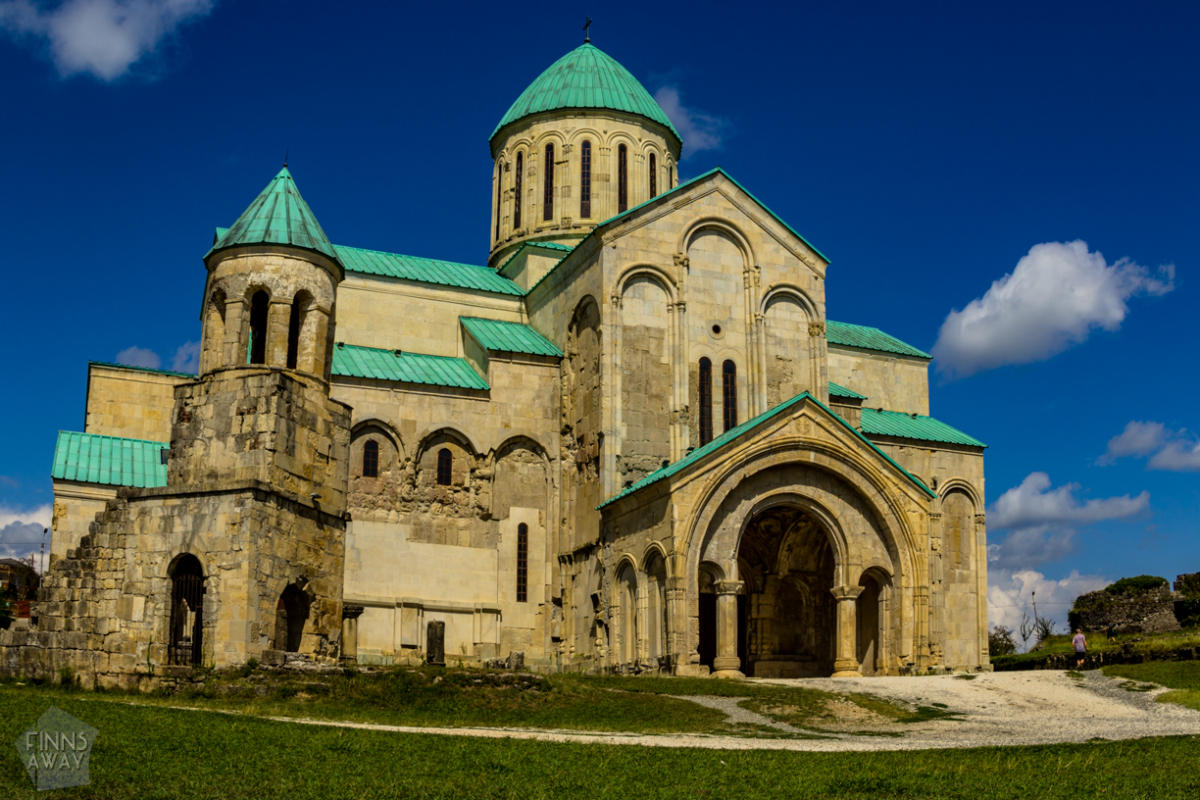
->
[988,625,1017,656]
[1105,575,1169,595]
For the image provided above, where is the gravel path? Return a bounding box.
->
[253,670,1200,752]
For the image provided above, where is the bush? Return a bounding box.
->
[1106,575,1168,595]
[988,625,1017,656]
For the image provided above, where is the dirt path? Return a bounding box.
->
[249,670,1200,752]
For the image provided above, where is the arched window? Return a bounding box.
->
[168,554,204,666]
[580,140,592,218]
[543,143,554,221]
[722,360,738,431]
[494,161,502,241]
[204,289,226,370]
[649,152,657,198]
[286,292,310,370]
[513,152,523,229]
[698,357,713,445]
[516,523,528,603]
[617,144,628,212]
[362,439,379,478]
[248,290,269,365]
[436,448,452,486]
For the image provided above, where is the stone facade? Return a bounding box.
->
[5,41,990,683]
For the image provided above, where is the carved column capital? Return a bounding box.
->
[808,321,826,336]
[715,579,745,596]
[609,293,622,309]
[830,585,864,602]
[673,252,690,269]
[342,604,364,620]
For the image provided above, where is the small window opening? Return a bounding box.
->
[248,290,269,364]
[543,143,554,221]
[698,357,713,445]
[362,439,379,478]
[436,448,452,486]
[722,360,738,431]
[649,153,657,197]
[513,152,523,229]
[617,144,628,212]
[580,140,592,218]
[516,523,528,603]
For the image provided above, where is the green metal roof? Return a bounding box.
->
[495,240,575,277]
[860,408,986,448]
[211,167,339,262]
[52,431,168,488]
[828,381,865,400]
[336,242,525,296]
[331,343,488,390]
[600,392,934,509]
[492,43,681,145]
[826,320,931,360]
[461,317,563,357]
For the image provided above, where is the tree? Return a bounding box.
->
[988,625,1017,656]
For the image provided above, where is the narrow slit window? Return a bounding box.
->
[617,144,628,212]
[722,360,738,431]
[362,440,379,478]
[248,290,269,365]
[649,153,657,197]
[516,523,528,603]
[543,144,554,221]
[698,357,712,445]
[513,152,523,229]
[436,448,452,486]
[580,140,592,217]
[494,161,502,241]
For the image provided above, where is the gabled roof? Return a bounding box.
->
[210,167,339,263]
[860,408,986,448]
[460,317,562,357]
[331,343,488,390]
[495,240,576,278]
[826,320,931,360]
[52,431,168,488]
[828,381,865,400]
[600,392,934,509]
[491,43,681,146]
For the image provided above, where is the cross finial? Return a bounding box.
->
[583,17,591,43]
[283,148,289,169]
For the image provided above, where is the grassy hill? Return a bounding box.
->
[992,626,1200,670]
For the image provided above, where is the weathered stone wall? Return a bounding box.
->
[1070,584,1180,634]
[49,481,116,564]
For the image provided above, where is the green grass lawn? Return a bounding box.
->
[14,667,944,736]
[994,626,1200,669]
[1104,661,1200,711]
[2,685,1199,799]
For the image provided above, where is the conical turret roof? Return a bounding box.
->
[210,167,338,262]
[491,43,681,147]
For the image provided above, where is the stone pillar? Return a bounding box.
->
[341,604,363,663]
[712,579,744,678]
[831,584,863,677]
[266,299,292,367]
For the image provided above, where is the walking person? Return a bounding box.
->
[1073,628,1088,669]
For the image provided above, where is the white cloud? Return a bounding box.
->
[653,86,727,156]
[115,345,160,369]
[0,0,213,81]
[989,568,1109,643]
[0,505,52,571]
[989,472,1149,531]
[931,240,1174,378]
[1100,420,1200,472]
[987,525,1076,570]
[171,340,199,373]
[1148,437,1200,471]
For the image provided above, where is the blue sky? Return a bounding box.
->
[0,1,1196,635]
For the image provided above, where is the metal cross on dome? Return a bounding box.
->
[583,17,592,43]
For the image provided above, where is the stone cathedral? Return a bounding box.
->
[0,41,989,686]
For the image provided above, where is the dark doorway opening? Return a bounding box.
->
[168,554,205,666]
[274,583,311,652]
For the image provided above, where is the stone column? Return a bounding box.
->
[712,579,744,678]
[266,299,292,367]
[831,584,864,677]
[341,604,363,663]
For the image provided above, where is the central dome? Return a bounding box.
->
[491,43,681,147]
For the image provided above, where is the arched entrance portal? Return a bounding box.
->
[168,553,205,666]
[738,505,836,677]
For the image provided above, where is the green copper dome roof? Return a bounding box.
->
[491,43,681,146]
[210,167,339,262]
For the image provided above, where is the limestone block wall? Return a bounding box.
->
[490,110,680,266]
[85,363,188,441]
[0,485,346,687]
[336,276,525,356]
[827,347,930,416]
[169,370,351,517]
[49,481,116,564]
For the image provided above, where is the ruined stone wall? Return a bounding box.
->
[1070,584,1180,634]
[49,481,116,564]
[85,363,188,442]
